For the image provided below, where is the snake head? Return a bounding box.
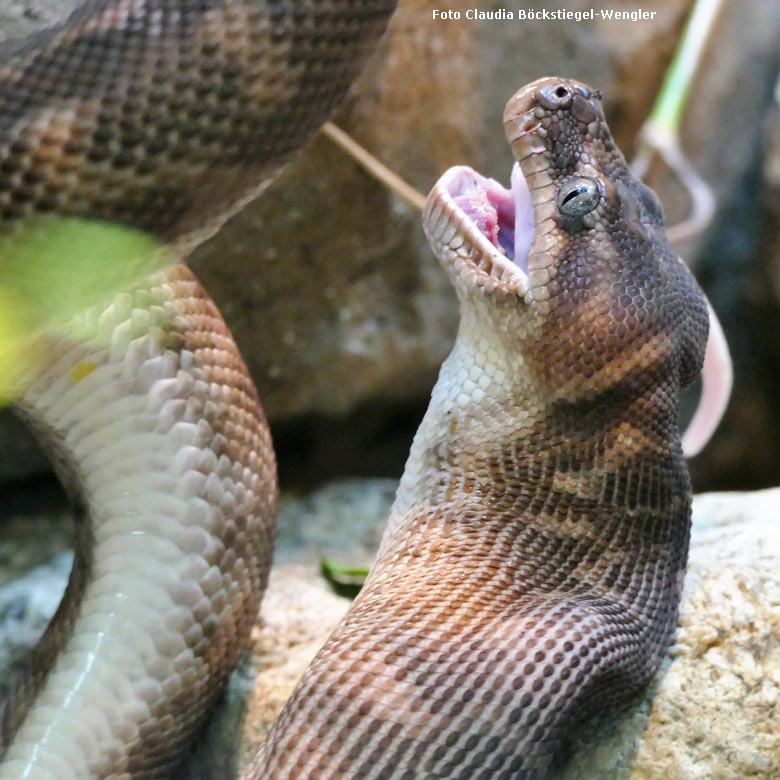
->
[424,77,709,405]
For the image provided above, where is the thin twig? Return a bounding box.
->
[321,121,427,212]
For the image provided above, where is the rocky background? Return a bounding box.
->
[0,0,779,777]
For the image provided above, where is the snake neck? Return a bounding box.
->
[389,311,688,552]
[255,319,692,780]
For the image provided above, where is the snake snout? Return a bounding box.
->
[504,76,600,150]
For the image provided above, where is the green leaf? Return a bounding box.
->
[0,217,171,406]
[321,558,370,599]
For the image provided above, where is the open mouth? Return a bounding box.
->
[423,161,534,290]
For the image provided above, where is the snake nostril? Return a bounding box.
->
[537,83,573,110]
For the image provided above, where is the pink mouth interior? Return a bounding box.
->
[449,162,534,273]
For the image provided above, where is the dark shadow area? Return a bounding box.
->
[273,397,428,492]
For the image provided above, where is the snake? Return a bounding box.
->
[0,1,394,777]
[239,78,713,779]
[0,2,728,776]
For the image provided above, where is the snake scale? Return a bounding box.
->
[0,2,714,779]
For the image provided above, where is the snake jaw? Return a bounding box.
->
[425,78,606,307]
[423,165,533,299]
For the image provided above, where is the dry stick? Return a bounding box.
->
[321,122,427,212]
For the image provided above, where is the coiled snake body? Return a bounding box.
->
[0,1,394,777]
[0,3,710,778]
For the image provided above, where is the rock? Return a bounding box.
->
[0,0,79,41]
[0,484,73,701]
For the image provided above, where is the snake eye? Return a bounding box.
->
[556,176,602,217]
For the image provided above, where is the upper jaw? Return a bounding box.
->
[424,78,601,303]
[423,163,533,299]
